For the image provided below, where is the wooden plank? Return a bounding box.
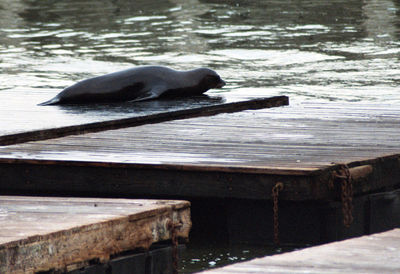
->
[0,162,318,200]
[204,229,400,273]
[369,189,400,234]
[0,102,399,200]
[1,101,398,170]
[0,91,245,135]
[0,96,288,146]
[0,196,191,273]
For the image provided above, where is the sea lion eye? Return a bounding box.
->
[207,75,220,82]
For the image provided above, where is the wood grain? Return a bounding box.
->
[0,96,288,146]
[0,196,191,274]
[0,101,399,200]
[1,101,398,169]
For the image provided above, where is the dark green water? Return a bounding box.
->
[179,241,297,273]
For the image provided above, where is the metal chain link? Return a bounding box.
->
[334,165,354,227]
[272,182,284,245]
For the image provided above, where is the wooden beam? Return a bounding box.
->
[0,154,398,201]
[0,154,399,201]
[0,196,191,273]
[0,96,288,146]
[349,164,373,181]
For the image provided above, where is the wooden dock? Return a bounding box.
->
[0,100,399,245]
[0,91,228,142]
[0,196,191,273]
[0,101,399,200]
[0,96,288,146]
[204,228,400,273]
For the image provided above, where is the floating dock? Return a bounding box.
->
[204,228,400,273]
[0,98,399,245]
[0,196,191,273]
[0,92,234,144]
[0,101,398,199]
[0,96,288,146]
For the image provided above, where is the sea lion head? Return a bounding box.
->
[196,68,226,90]
[181,68,225,96]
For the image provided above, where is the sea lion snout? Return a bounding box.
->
[216,79,226,88]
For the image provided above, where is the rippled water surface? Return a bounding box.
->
[1,0,399,135]
[1,0,400,272]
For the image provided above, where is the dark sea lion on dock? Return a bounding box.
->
[39,66,226,105]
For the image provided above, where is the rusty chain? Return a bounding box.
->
[167,220,182,274]
[333,165,354,227]
[272,182,284,245]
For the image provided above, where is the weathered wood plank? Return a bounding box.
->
[0,102,399,200]
[1,102,398,169]
[0,96,288,146]
[204,229,400,273]
[0,196,191,274]
[0,162,319,200]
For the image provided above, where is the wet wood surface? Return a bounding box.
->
[0,95,288,145]
[0,196,191,273]
[0,91,226,138]
[0,101,399,200]
[204,228,400,273]
[0,101,399,169]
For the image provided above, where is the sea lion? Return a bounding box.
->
[39,66,226,105]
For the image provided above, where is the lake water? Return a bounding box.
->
[1,0,399,272]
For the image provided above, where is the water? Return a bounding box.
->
[1,0,399,272]
[1,0,399,135]
[179,241,297,273]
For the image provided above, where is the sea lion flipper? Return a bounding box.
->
[38,96,61,106]
[129,85,167,102]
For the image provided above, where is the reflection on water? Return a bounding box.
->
[1,0,399,103]
[1,1,399,128]
[363,0,398,42]
[58,95,224,116]
[180,242,296,273]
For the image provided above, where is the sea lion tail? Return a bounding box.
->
[38,97,60,106]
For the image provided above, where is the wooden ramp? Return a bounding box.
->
[0,101,399,201]
[204,228,400,273]
[0,96,288,146]
[0,196,191,273]
[0,92,229,142]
